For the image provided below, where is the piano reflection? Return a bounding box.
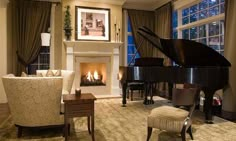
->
[119,26,231,123]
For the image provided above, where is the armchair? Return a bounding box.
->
[2,75,64,137]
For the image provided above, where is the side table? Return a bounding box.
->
[63,93,96,141]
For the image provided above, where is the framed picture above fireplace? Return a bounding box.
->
[75,6,110,41]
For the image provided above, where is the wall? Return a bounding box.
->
[0,1,8,103]
[61,0,123,69]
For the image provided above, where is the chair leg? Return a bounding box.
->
[181,130,186,141]
[17,126,22,138]
[187,126,193,140]
[146,127,152,141]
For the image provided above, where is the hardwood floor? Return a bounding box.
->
[0,103,10,125]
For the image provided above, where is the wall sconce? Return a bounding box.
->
[41,33,51,46]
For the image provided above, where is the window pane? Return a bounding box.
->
[172,11,178,28]
[220,20,224,34]
[199,10,208,20]
[40,54,49,64]
[199,25,206,37]
[199,38,207,45]
[190,4,198,14]
[209,0,219,7]
[128,35,135,44]
[190,27,198,39]
[173,30,177,39]
[190,14,198,23]
[182,29,189,39]
[220,3,225,14]
[182,8,189,17]
[209,36,220,46]
[182,17,189,25]
[209,21,220,36]
[199,0,208,10]
[128,55,134,65]
[128,45,136,54]
[220,35,224,46]
[209,6,219,17]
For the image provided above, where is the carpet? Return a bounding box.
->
[1,96,236,141]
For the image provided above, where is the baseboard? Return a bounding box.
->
[221,110,236,121]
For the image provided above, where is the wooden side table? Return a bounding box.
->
[63,93,96,141]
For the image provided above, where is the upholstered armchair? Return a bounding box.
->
[2,75,64,137]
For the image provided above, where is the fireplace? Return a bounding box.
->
[80,63,106,86]
[64,41,123,95]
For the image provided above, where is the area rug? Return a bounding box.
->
[1,96,236,141]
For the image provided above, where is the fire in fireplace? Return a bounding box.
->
[80,63,106,86]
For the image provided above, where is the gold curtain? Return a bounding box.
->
[154,2,173,97]
[222,0,236,119]
[154,2,172,65]
[11,0,51,75]
[127,9,156,57]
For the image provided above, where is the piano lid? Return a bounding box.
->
[138,26,231,67]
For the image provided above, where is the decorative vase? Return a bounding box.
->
[64,28,72,40]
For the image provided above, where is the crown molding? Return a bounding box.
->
[77,0,126,6]
[0,0,9,8]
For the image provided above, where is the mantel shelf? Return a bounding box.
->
[63,41,123,48]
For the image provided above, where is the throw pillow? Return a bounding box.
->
[54,70,61,76]
[46,70,54,77]
[36,73,43,77]
[21,72,28,77]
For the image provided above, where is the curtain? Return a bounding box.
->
[154,2,173,97]
[127,9,156,57]
[12,0,51,75]
[154,2,172,65]
[222,0,236,118]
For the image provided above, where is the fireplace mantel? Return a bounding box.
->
[64,41,123,48]
[64,41,123,95]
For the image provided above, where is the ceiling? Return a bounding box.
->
[40,0,171,10]
[123,0,171,10]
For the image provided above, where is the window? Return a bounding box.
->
[174,0,225,55]
[28,47,50,74]
[127,17,140,65]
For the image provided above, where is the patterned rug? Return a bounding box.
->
[1,96,236,141]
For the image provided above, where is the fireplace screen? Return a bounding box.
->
[80,63,106,86]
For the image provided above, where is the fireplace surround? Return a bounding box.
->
[64,41,123,95]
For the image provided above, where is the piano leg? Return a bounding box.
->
[143,82,154,105]
[203,89,215,124]
[122,82,127,107]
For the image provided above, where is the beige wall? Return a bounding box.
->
[60,0,123,69]
[0,2,8,103]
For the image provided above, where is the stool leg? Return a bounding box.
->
[147,127,152,141]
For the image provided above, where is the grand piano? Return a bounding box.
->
[119,26,231,123]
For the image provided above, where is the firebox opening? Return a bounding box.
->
[80,63,106,86]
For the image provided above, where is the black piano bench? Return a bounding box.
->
[127,82,144,101]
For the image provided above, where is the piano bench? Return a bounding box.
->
[127,82,144,101]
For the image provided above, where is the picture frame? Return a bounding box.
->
[75,6,110,41]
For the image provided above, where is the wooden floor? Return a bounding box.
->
[0,103,10,125]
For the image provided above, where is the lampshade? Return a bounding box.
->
[41,33,51,46]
